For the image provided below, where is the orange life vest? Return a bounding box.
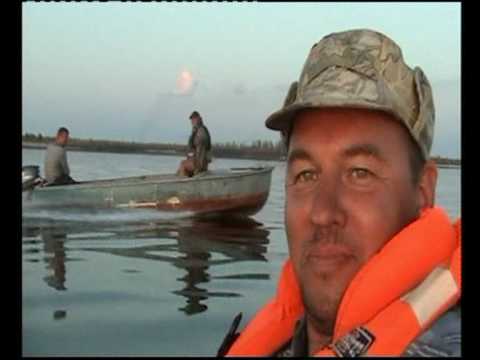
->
[226,207,461,356]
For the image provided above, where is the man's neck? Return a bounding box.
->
[306,315,334,355]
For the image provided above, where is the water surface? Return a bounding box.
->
[22,149,460,356]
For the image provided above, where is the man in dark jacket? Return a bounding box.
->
[176,111,212,177]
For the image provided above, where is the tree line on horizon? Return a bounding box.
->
[22,132,287,160]
[22,132,460,165]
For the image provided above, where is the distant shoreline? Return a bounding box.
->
[21,141,284,162]
[21,139,461,167]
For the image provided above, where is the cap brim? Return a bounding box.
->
[265,99,405,133]
[265,103,314,131]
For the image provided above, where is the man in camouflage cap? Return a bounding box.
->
[219,29,461,357]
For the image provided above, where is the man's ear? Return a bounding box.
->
[417,160,438,210]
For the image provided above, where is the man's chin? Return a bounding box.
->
[299,274,350,328]
[302,289,339,336]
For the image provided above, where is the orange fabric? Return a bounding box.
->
[226,207,461,356]
[451,218,462,292]
[226,261,304,356]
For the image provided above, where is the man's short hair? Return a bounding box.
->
[189,111,201,120]
[406,130,426,185]
[57,127,69,136]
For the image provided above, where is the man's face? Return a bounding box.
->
[285,108,424,332]
[57,132,69,146]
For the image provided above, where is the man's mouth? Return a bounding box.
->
[305,245,354,274]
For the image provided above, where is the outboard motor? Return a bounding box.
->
[22,165,42,191]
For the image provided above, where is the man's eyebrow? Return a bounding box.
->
[287,148,313,165]
[342,143,386,161]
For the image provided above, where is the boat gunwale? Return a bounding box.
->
[31,166,275,192]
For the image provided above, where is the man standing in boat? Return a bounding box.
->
[218,29,461,357]
[44,127,77,186]
[176,111,212,177]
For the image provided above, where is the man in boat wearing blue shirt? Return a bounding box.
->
[176,111,212,177]
[44,127,77,186]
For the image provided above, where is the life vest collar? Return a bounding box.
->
[226,207,461,356]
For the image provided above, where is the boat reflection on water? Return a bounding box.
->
[23,214,271,317]
[169,217,270,315]
[41,228,68,291]
[23,225,70,320]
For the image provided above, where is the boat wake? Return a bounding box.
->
[21,207,196,224]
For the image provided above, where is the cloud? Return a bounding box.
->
[172,69,198,96]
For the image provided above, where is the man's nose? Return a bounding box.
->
[309,178,347,228]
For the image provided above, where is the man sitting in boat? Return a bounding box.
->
[44,127,77,186]
[176,111,212,177]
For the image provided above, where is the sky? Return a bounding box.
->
[22,2,461,158]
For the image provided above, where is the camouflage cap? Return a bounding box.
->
[265,29,435,159]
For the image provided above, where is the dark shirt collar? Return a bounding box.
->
[291,315,309,356]
[274,315,309,357]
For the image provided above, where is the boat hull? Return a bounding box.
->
[23,167,274,216]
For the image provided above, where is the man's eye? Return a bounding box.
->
[295,170,318,183]
[350,168,375,182]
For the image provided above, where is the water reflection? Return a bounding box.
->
[23,215,271,316]
[169,217,270,315]
[53,310,67,321]
[23,225,71,321]
[41,228,67,291]
[102,216,270,316]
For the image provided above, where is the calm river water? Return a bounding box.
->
[22,148,461,356]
